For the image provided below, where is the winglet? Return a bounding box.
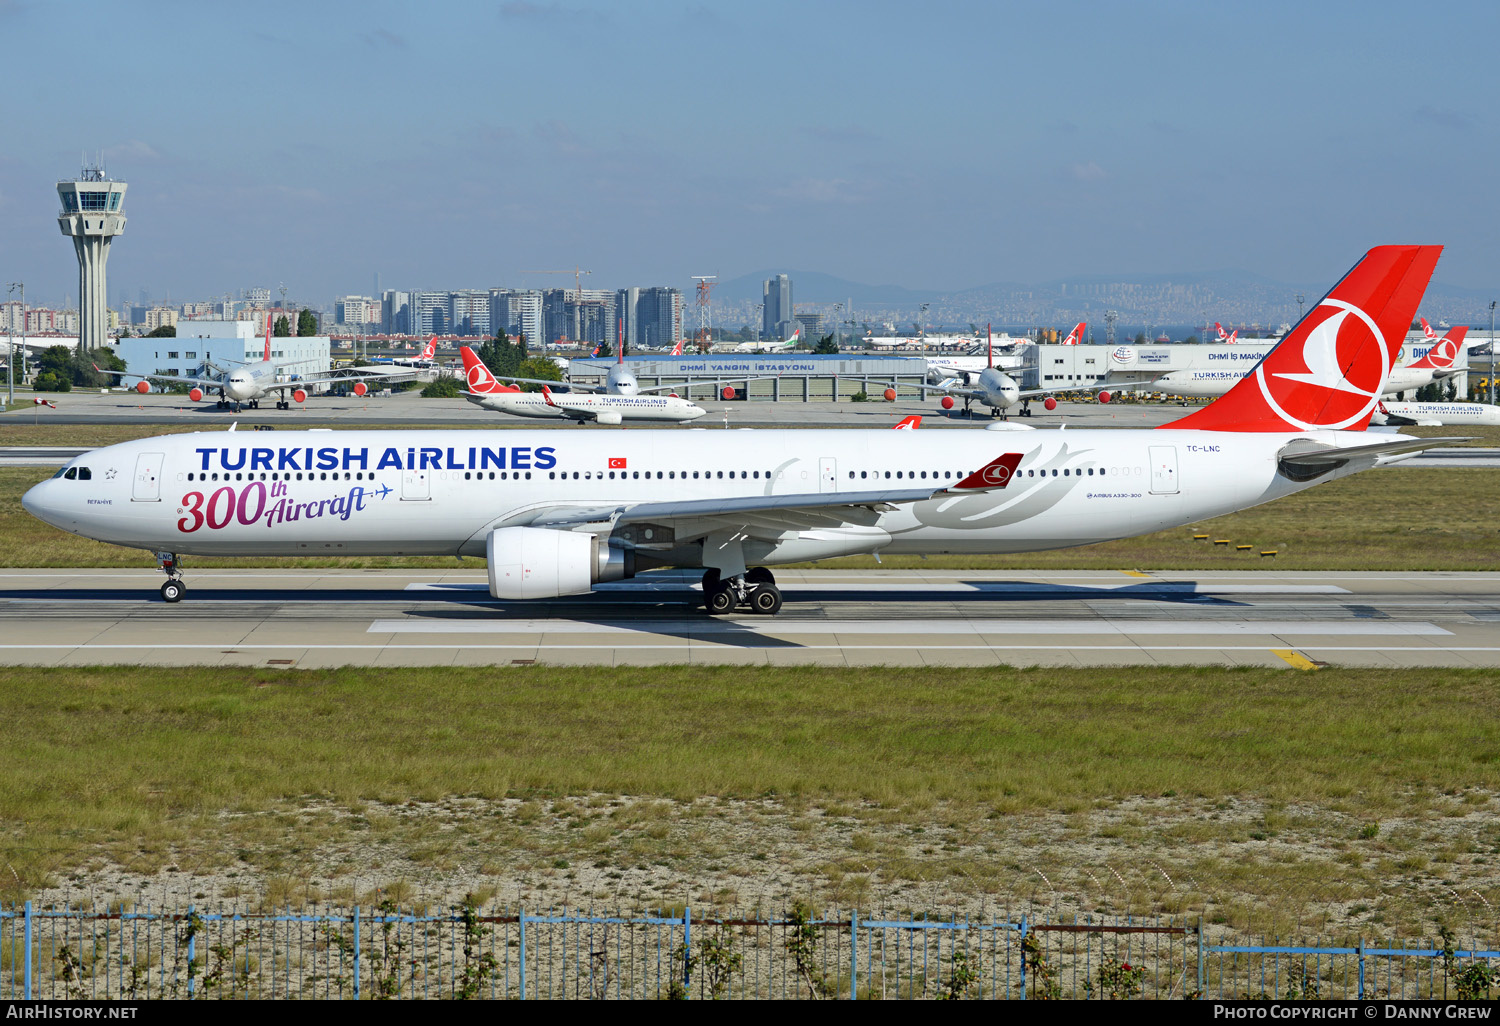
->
[264,311,272,362]
[948,452,1024,491]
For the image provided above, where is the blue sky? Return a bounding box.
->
[2,0,1496,309]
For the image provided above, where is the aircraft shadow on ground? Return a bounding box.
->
[0,579,1248,651]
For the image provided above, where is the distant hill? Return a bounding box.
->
[710,268,1495,328]
[716,270,944,308]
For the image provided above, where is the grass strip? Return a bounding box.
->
[1,664,1496,888]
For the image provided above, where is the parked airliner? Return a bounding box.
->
[99,319,407,410]
[900,326,1070,417]
[24,246,1458,615]
[459,347,705,425]
[1371,399,1500,427]
[1148,325,1469,398]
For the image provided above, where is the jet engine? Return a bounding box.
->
[353,382,368,396]
[486,527,633,599]
[594,410,622,425]
[188,388,203,402]
[136,381,150,394]
[292,389,307,404]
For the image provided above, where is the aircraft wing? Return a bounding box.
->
[257,368,417,392]
[93,366,223,389]
[897,379,992,402]
[514,454,1025,540]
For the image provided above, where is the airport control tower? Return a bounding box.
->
[57,165,127,353]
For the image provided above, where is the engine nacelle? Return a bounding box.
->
[292,389,307,404]
[1098,390,1112,404]
[1043,396,1057,411]
[940,396,955,410]
[721,386,736,400]
[136,380,151,394]
[486,527,633,600]
[882,388,897,402]
[353,381,368,396]
[188,388,203,402]
[594,410,622,425]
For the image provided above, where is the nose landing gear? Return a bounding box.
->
[702,567,782,615]
[156,551,186,603]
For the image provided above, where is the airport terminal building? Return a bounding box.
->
[568,353,934,401]
[568,332,1469,402]
[112,320,331,391]
[1027,333,1469,396]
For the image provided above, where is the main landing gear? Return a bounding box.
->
[702,567,782,616]
[156,551,186,603]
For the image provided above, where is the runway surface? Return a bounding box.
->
[1,568,1497,668]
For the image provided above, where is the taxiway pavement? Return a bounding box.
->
[1,568,1496,669]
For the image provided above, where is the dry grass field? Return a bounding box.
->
[4,665,1499,942]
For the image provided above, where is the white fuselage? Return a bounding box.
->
[1371,401,1500,427]
[1149,364,1454,399]
[25,427,1372,564]
[465,391,705,423]
[223,361,293,402]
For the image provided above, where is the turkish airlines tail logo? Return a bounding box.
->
[892,415,922,430]
[1062,322,1086,345]
[420,336,437,361]
[1163,246,1443,432]
[459,346,501,393]
[1421,317,1438,340]
[670,339,685,355]
[1410,325,1467,369]
[1215,322,1238,344]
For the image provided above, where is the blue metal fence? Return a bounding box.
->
[1,903,1495,999]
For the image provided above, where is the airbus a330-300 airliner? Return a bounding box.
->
[24,246,1457,615]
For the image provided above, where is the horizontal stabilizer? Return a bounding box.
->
[1277,435,1471,466]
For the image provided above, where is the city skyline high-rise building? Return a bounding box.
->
[56,165,126,352]
[763,273,794,343]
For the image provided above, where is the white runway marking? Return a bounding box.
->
[366,618,1449,637]
[402,582,1354,595]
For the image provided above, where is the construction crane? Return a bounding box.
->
[521,267,598,346]
[521,267,592,293]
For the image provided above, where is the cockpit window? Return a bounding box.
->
[51,466,68,479]
[64,467,77,480]
[77,467,91,481]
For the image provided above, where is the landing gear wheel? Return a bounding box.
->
[160,579,185,603]
[748,584,782,615]
[705,585,735,615]
[745,567,775,586]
